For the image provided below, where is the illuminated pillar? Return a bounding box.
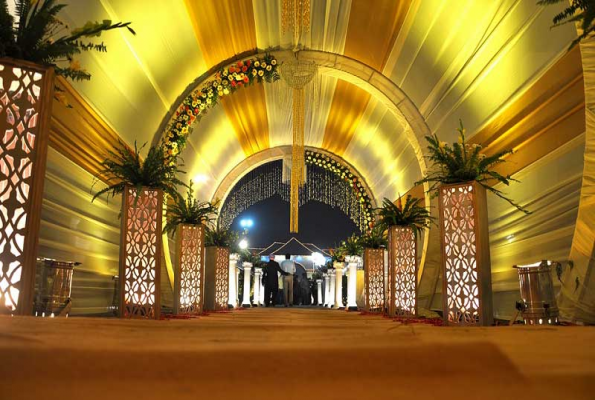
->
[253,266,261,307]
[439,181,493,326]
[120,186,163,319]
[334,262,345,309]
[228,253,239,308]
[0,59,54,315]
[316,279,323,306]
[259,277,265,305]
[345,256,360,311]
[174,224,205,315]
[241,262,252,307]
[328,269,336,308]
[388,226,417,318]
[364,248,385,312]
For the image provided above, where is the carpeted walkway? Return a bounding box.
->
[1,308,593,400]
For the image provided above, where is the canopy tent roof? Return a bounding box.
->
[258,237,330,257]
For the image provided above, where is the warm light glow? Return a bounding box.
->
[311,252,326,266]
[192,174,209,184]
[239,239,248,249]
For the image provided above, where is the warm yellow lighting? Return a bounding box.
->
[192,174,209,184]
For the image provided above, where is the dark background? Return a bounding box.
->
[230,194,359,249]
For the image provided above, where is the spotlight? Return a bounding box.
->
[239,239,248,250]
[240,219,254,228]
[192,174,208,184]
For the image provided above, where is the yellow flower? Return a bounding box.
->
[258,70,264,77]
[206,98,212,104]
[254,61,260,68]
[266,65,272,71]
[223,88,230,95]
[218,91,223,96]
[222,79,229,86]
[223,70,228,76]
[271,59,277,65]
[212,81,218,88]
[261,62,267,68]
[217,85,222,91]
[200,104,206,110]
[252,69,257,76]
[172,147,178,155]
[439,141,446,149]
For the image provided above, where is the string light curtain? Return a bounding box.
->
[219,160,367,232]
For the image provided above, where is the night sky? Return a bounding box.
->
[230,194,360,249]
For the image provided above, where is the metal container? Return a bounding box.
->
[514,260,559,325]
[34,258,78,316]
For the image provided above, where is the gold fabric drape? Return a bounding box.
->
[185,0,270,156]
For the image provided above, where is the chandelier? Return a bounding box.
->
[282,0,311,45]
[280,57,317,233]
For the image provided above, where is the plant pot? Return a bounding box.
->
[174,224,205,315]
[514,261,559,325]
[0,58,54,315]
[119,186,163,319]
[364,248,385,313]
[388,226,418,317]
[204,246,230,311]
[439,181,493,326]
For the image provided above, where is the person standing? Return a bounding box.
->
[280,254,296,307]
[262,254,287,307]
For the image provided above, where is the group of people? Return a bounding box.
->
[261,254,296,307]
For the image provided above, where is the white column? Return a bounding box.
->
[316,279,323,306]
[259,277,265,305]
[346,256,360,311]
[328,270,336,308]
[241,262,252,307]
[323,274,330,306]
[228,253,239,308]
[334,262,345,309]
[253,267,262,306]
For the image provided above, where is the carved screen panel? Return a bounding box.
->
[440,183,482,325]
[177,224,204,314]
[390,226,417,317]
[120,187,162,319]
[0,61,52,314]
[214,247,230,311]
[364,249,384,312]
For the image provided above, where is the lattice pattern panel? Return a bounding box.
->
[178,224,204,314]
[0,62,48,314]
[214,247,230,311]
[440,184,480,325]
[121,187,162,319]
[364,249,384,312]
[390,227,417,317]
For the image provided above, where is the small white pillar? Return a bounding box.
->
[241,262,252,307]
[346,256,360,311]
[228,253,239,308]
[334,262,345,309]
[316,279,323,306]
[323,274,330,306]
[253,266,261,307]
[259,277,265,305]
[235,267,241,307]
[328,270,336,308]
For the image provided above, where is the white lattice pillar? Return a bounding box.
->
[0,59,54,316]
[174,224,205,315]
[364,248,384,312]
[334,262,345,309]
[241,262,252,307]
[228,253,239,308]
[328,270,336,308]
[388,226,417,318]
[345,256,360,311]
[439,181,493,326]
[253,266,261,307]
[316,279,323,306]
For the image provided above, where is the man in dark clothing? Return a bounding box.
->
[262,254,288,307]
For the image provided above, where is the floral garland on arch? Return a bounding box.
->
[305,150,374,229]
[162,54,280,161]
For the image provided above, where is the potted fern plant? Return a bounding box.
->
[0,0,132,315]
[360,226,388,313]
[165,183,218,315]
[377,195,432,318]
[204,225,239,311]
[92,141,186,319]
[340,235,362,311]
[415,120,528,326]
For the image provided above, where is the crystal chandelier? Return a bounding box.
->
[282,0,311,45]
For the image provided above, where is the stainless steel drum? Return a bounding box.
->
[514,260,559,325]
[34,258,78,316]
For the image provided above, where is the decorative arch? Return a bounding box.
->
[214,146,376,232]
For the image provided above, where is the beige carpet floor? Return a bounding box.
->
[0,307,593,400]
